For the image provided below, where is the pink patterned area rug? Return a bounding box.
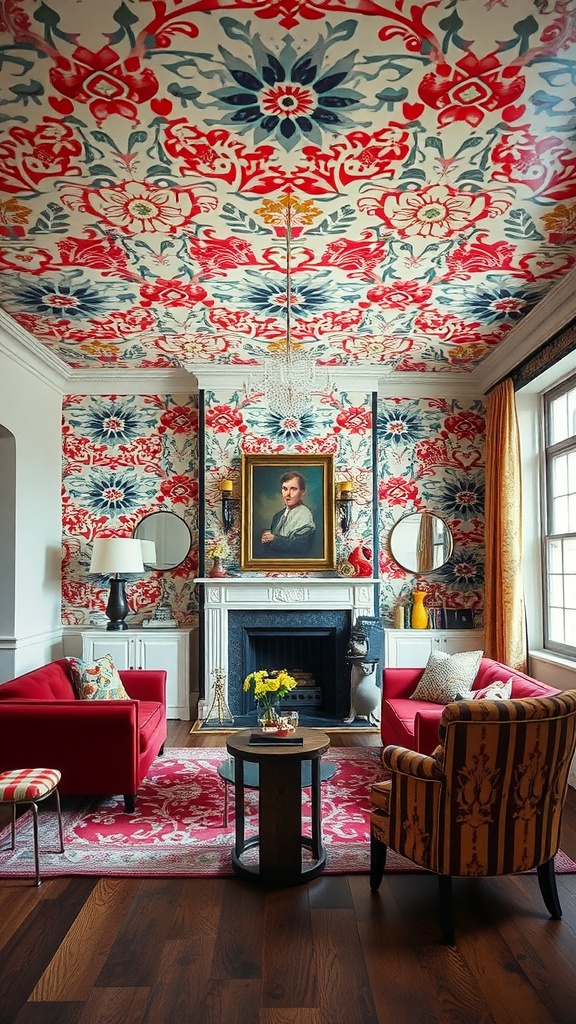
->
[1,747,575,881]
[0,747,387,879]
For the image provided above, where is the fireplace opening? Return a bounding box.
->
[227,609,351,719]
[242,628,333,715]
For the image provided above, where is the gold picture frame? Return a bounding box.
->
[241,454,335,571]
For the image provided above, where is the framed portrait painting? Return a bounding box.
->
[241,454,335,571]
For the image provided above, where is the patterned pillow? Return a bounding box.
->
[473,679,513,700]
[68,655,130,701]
[409,649,483,704]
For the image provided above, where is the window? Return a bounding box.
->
[543,374,576,657]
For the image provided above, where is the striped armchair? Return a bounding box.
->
[370,691,576,945]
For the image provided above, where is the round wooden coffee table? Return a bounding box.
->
[225,727,331,886]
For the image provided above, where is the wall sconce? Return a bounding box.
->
[220,479,235,533]
[336,481,354,535]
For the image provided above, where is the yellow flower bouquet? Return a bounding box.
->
[243,669,298,724]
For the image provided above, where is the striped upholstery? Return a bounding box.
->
[370,691,576,939]
[0,769,61,803]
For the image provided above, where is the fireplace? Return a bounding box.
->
[227,610,350,717]
[197,577,379,720]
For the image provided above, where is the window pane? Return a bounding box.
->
[549,573,564,605]
[549,538,563,572]
[552,453,568,495]
[552,495,569,534]
[566,537,576,572]
[565,608,576,638]
[569,388,576,438]
[549,606,565,644]
[550,392,568,444]
[569,494,576,534]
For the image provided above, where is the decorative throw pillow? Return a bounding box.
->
[409,649,483,704]
[68,655,130,701]
[473,679,513,700]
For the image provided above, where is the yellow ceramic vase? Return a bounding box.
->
[411,590,428,629]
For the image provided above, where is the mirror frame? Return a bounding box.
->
[134,511,191,571]
[389,511,453,574]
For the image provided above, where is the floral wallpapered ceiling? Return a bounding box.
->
[0,0,575,375]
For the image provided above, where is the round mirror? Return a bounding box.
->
[134,512,191,570]
[389,511,453,573]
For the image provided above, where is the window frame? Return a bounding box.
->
[542,373,576,659]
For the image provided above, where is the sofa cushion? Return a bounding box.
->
[137,701,164,754]
[409,649,483,703]
[69,655,130,701]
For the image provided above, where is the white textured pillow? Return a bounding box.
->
[409,649,483,704]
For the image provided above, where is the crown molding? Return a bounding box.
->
[470,268,576,394]
[63,367,198,395]
[0,310,68,392]
[379,371,484,400]
[187,362,388,394]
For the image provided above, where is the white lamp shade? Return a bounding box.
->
[89,537,144,575]
[140,539,157,565]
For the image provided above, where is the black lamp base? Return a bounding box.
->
[105,577,131,631]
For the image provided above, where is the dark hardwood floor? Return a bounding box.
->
[2,721,576,1024]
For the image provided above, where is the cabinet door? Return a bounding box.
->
[137,634,189,720]
[386,632,434,667]
[82,634,132,669]
[442,632,484,656]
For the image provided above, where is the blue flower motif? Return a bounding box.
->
[437,546,485,587]
[207,23,367,149]
[2,274,133,319]
[213,269,362,322]
[66,398,158,444]
[244,405,331,443]
[433,472,485,520]
[377,407,426,446]
[66,469,157,515]
[437,278,545,325]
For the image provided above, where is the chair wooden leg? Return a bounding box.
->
[537,858,562,919]
[370,834,387,890]
[438,875,455,946]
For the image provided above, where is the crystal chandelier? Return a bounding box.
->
[261,201,332,420]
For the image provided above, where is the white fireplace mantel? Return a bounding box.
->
[195,577,379,715]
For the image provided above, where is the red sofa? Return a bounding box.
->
[0,658,167,812]
[381,657,561,756]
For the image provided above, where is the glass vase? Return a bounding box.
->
[257,705,281,731]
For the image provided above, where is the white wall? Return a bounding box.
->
[0,344,64,679]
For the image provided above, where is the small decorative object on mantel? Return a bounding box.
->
[347,544,373,577]
[411,588,429,629]
[243,668,298,732]
[206,540,228,578]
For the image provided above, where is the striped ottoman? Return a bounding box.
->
[0,769,64,885]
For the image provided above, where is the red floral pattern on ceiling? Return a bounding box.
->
[0,0,575,373]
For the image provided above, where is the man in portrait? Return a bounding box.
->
[260,471,316,556]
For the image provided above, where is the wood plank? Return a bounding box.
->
[75,987,150,1024]
[310,907,379,1024]
[210,879,266,981]
[262,887,316,1009]
[0,877,97,1024]
[29,878,141,1001]
[94,879,183,988]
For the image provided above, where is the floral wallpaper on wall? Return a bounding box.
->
[202,384,374,575]
[62,394,198,626]
[377,396,485,625]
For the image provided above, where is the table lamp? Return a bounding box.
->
[89,537,144,631]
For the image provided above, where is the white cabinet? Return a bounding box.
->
[81,629,192,720]
[384,628,484,668]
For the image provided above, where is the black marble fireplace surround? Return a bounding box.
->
[227,609,351,718]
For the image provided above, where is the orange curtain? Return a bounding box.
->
[484,379,527,670]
